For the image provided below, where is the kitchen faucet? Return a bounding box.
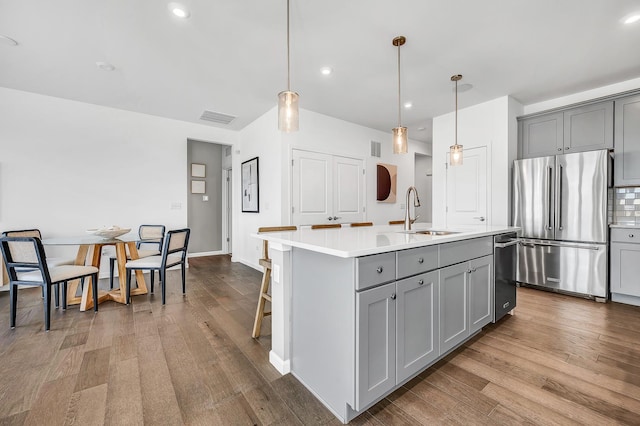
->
[404,186,421,231]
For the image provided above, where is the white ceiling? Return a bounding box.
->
[1,0,640,142]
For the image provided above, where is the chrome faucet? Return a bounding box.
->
[404,186,421,231]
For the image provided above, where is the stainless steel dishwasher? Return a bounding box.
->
[494,232,518,322]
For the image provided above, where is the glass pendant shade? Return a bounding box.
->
[393,127,408,154]
[278,90,299,132]
[450,144,463,166]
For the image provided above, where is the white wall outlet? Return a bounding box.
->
[202,195,209,201]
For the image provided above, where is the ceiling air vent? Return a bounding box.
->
[199,110,236,125]
[370,140,381,158]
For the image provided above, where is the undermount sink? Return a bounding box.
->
[398,230,460,236]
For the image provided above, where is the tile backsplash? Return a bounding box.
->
[614,187,640,225]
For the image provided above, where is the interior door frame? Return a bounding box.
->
[221,168,232,254]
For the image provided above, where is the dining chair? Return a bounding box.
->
[2,229,77,302]
[253,226,297,338]
[109,224,165,290]
[125,228,190,305]
[350,222,373,227]
[0,236,99,331]
[310,224,342,229]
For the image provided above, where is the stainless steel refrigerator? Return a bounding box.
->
[513,149,610,299]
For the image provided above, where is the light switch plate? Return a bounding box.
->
[203,195,209,201]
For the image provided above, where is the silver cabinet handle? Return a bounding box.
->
[473,216,486,222]
[376,266,383,273]
[333,216,341,220]
[418,279,424,285]
[630,234,635,238]
[327,216,333,221]
[390,293,396,300]
[468,269,473,274]
[418,258,424,264]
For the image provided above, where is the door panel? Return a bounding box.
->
[334,156,364,223]
[555,150,608,243]
[355,283,396,410]
[292,150,332,225]
[513,156,555,240]
[446,146,487,226]
[469,255,493,334]
[439,263,469,354]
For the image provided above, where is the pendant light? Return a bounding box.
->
[449,74,463,166]
[392,36,407,154]
[278,0,299,132]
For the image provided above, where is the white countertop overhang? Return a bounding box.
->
[253,223,520,258]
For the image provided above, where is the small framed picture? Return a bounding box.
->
[191,163,206,178]
[191,180,206,194]
[241,157,259,213]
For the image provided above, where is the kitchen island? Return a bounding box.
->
[254,223,518,423]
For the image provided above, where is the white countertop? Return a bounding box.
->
[253,223,519,258]
[610,223,640,229]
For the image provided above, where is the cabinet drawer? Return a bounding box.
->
[439,237,493,268]
[611,228,640,244]
[356,252,396,291]
[396,245,438,279]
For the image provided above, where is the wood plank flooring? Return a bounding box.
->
[1,255,640,425]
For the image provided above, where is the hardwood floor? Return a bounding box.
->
[1,255,640,425]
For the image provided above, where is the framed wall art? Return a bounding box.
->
[191,163,206,178]
[377,163,397,203]
[191,180,206,194]
[241,157,259,213]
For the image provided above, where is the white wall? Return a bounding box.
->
[432,96,522,228]
[524,76,640,115]
[414,154,432,223]
[0,87,237,276]
[234,106,431,269]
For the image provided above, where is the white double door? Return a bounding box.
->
[292,149,365,225]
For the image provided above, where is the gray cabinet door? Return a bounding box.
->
[610,242,640,297]
[396,271,439,383]
[469,255,494,334]
[355,283,396,410]
[563,101,614,153]
[439,262,469,355]
[520,112,564,159]
[614,94,640,186]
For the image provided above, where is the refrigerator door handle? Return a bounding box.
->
[547,166,553,230]
[520,239,601,251]
[557,164,563,231]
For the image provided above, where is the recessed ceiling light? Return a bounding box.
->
[168,2,190,18]
[0,35,18,47]
[404,102,413,109]
[622,12,640,24]
[96,61,115,71]
[320,66,332,76]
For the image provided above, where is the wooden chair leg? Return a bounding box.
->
[10,284,18,329]
[252,266,271,338]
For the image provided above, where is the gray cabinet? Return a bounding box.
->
[519,101,613,159]
[610,228,640,302]
[469,255,494,334]
[355,282,396,410]
[439,262,469,354]
[396,271,439,383]
[520,112,564,159]
[614,94,640,186]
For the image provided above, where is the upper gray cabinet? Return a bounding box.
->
[614,94,640,186]
[563,102,613,153]
[519,112,563,158]
[519,101,614,159]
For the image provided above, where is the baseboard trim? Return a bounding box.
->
[188,250,227,258]
[269,350,291,375]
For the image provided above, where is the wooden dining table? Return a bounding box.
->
[41,234,151,311]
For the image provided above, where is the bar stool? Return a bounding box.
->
[310,224,342,229]
[252,226,297,338]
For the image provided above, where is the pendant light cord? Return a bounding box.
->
[286,0,291,91]
[454,78,458,146]
[397,44,401,126]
